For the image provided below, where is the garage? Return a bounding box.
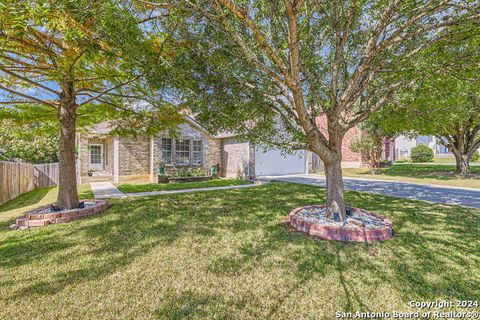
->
[255,148,307,176]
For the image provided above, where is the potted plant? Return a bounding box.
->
[155,160,166,174]
[156,160,168,183]
[210,163,220,178]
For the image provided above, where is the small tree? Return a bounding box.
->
[349,136,382,174]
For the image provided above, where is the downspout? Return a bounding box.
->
[76,133,81,184]
[113,137,119,183]
[149,135,154,182]
[246,143,250,179]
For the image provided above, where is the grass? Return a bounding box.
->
[116,178,250,193]
[0,185,93,229]
[431,157,480,165]
[343,163,480,189]
[0,182,479,319]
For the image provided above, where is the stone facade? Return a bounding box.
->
[221,138,255,179]
[118,136,150,176]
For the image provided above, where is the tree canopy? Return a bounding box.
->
[146,0,477,218]
[374,25,480,175]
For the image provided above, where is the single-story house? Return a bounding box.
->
[392,135,480,161]
[76,116,363,183]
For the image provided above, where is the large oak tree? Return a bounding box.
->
[152,0,476,219]
[0,0,180,209]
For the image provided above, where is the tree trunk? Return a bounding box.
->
[453,151,471,177]
[324,154,346,221]
[56,84,79,209]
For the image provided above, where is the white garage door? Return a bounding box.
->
[255,148,307,176]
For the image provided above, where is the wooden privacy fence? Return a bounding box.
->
[0,161,59,206]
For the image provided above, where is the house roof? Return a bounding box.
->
[81,112,245,140]
[84,122,113,134]
[81,116,224,137]
[213,131,238,139]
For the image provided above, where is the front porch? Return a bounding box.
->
[77,133,115,184]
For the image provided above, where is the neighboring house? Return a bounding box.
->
[76,116,363,183]
[393,135,455,160]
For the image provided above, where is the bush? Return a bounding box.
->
[410,145,434,162]
[471,151,480,162]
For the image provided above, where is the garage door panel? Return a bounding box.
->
[255,148,306,176]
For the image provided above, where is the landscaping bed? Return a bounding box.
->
[289,205,393,242]
[157,175,212,183]
[116,178,251,193]
[11,199,109,229]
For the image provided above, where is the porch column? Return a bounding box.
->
[304,151,310,174]
[149,135,154,182]
[113,137,119,184]
[432,136,437,157]
[76,133,81,184]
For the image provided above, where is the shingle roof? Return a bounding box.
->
[84,122,112,134]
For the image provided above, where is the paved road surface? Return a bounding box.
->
[259,174,480,209]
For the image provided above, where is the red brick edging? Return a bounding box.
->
[289,205,393,243]
[15,200,109,228]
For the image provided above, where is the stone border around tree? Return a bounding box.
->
[12,200,109,229]
[289,205,393,243]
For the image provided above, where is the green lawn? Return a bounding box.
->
[0,182,478,319]
[116,178,250,193]
[343,163,480,189]
[431,157,480,165]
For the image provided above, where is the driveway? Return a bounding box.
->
[259,174,480,209]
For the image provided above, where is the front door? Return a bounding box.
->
[89,144,104,171]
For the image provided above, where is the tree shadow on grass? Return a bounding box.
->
[345,190,480,302]
[1,182,479,315]
[155,290,229,320]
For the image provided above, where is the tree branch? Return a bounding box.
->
[77,76,141,107]
[0,85,57,108]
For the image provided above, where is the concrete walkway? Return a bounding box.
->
[90,181,264,199]
[259,174,480,209]
[90,182,126,199]
[124,182,263,197]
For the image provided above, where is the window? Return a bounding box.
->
[90,145,102,164]
[161,138,172,164]
[160,138,204,166]
[175,139,191,165]
[192,140,203,165]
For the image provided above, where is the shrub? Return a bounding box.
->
[471,151,480,162]
[410,145,434,162]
